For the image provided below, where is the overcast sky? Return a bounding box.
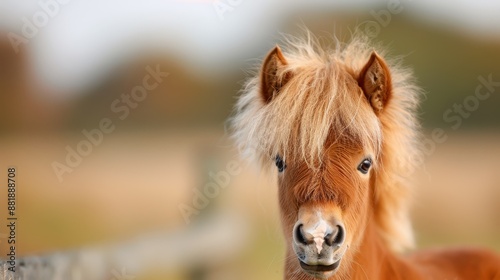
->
[0,0,499,96]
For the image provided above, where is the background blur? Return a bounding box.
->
[0,0,499,279]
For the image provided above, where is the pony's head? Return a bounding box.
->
[232,34,421,279]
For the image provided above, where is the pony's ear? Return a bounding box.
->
[260,45,290,103]
[358,52,392,113]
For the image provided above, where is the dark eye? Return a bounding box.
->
[357,158,372,174]
[275,155,286,172]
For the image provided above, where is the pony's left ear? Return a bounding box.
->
[358,52,392,114]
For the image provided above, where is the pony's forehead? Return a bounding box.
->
[261,61,382,164]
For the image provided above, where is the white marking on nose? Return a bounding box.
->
[310,219,328,254]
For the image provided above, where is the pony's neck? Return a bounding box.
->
[346,220,418,280]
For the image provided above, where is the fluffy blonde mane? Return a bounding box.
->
[231,31,422,252]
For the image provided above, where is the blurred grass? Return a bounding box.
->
[1,130,499,279]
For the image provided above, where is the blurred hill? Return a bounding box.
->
[68,56,242,130]
[1,12,499,133]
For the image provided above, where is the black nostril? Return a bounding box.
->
[295,224,311,245]
[325,225,345,247]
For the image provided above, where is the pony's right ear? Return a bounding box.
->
[260,45,290,104]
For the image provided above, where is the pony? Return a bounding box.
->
[231,32,500,279]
